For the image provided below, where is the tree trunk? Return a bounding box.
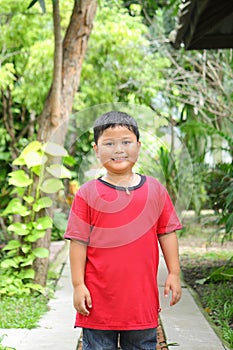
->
[37,0,97,145]
[34,0,97,286]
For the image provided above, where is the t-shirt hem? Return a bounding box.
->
[157,224,183,235]
[74,321,159,330]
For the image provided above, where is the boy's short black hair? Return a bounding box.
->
[93,111,140,144]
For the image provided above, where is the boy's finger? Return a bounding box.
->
[86,293,92,308]
[164,284,170,298]
[170,290,181,306]
[170,293,176,306]
[78,301,90,316]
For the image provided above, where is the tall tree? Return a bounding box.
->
[28,0,97,285]
[37,0,97,144]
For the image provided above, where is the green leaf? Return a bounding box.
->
[1,259,18,269]
[8,170,33,187]
[32,247,49,258]
[19,269,35,280]
[40,178,64,193]
[226,212,233,233]
[34,216,53,230]
[26,282,44,293]
[2,240,21,251]
[31,165,42,176]
[24,229,46,242]
[11,187,26,197]
[43,142,68,157]
[27,0,40,9]
[63,155,76,167]
[23,195,34,204]
[33,197,53,212]
[20,255,35,267]
[8,223,30,236]
[27,0,46,13]
[21,244,31,254]
[46,164,72,179]
[196,277,208,285]
[21,141,42,156]
[24,151,46,168]
[13,141,42,166]
[53,211,68,231]
[12,157,26,166]
[1,198,31,217]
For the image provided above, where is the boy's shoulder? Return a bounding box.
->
[145,175,165,187]
[77,178,96,193]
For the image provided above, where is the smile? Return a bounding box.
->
[111,157,127,161]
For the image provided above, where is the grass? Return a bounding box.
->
[200,282,233,347]
[0,241,67,330]
[0,294,49,329]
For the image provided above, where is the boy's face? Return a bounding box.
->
[94,126,141,174]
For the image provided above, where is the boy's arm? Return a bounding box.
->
[69,240,92,316]
[158,231,182,306]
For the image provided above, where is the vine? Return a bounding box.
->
[0,141,71,296]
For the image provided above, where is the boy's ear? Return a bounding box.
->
[93,144,99,158]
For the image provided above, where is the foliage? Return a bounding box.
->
[51,211,68,241]
[205,163,233,240]
[146,4,233,226]
[0,1,54,111]
[27,0,46,13]
[0,0,73,195]
[202,283,233,347]
[196,256,233,284]
[75,0,169,110]
[0,141,71,296]
[156,146,178,203]
[0,293,48,329]
[0,1,54,214]
[202,282,233,348]
[123,0,180,30]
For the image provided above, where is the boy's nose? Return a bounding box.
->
[114,142,124,153]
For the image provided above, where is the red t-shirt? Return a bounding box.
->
[64,175,182,330]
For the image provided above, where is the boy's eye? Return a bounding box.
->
[104,142,114,146]
[122,140,131,145]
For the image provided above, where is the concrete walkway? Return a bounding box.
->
[0,245,229,350]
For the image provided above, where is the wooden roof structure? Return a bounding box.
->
[169,0,233,50]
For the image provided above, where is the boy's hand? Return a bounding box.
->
[73,284,92,316]
[164,273,182,306]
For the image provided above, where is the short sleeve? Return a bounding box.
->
[157,189,182,234]
[64,190,91,244]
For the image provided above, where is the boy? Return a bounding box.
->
[65,111,182,350]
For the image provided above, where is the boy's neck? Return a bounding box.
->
[102,171,139,187]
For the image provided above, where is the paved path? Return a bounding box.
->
[0,244,229,350]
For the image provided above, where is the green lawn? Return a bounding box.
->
[0,294,48,329]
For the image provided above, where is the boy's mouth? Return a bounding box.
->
[111,157,127,161]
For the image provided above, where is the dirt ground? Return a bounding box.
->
[179,233,233,289]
